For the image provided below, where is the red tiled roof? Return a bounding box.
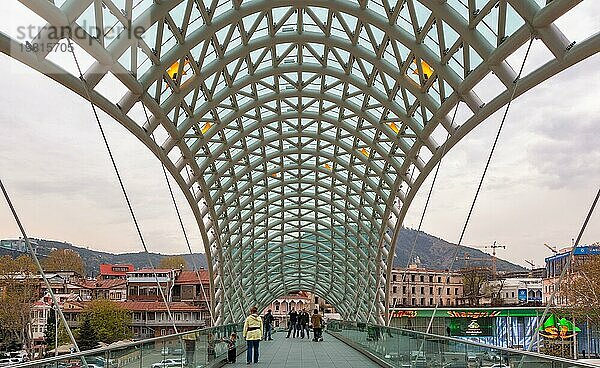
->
[175,270,209,284]
[99,264,134,276]
[120,301,205,312]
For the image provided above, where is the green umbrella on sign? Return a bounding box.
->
[539,314,556,331]
[559,317,581,333]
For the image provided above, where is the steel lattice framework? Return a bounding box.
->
[2,0,598,324]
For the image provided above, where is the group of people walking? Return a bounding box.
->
[226,306,324,365]
[286,308,324,342]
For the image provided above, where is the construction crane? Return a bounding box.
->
[477,241,506,280]
[543,243,558,254]
[456,252,491,270]
[524,259,536,269]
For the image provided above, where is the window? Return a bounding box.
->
[420,287,424,294]
[446,298,450,305]
[447,288,450,295]
[420,298,425,305]
[393,286,397,293]
[454,288,459,295]
[411,275,415,282]
[429,298,433,305]
[411,287,416,294]
[403,286,406,294]
[402,298,407,305]
[392,274,397,282]
[438,277,441,283]
[411,298,416,306]
[429,287,434,294]
[420,275,424,282]
[429,275,433,283]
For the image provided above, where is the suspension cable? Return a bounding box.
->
[180,166,250,321]
[405,37,536,366]
[522,188,599,358]
[140,94,242,324]
[66,38,180,336]
[423,36,535,334]
[181,166,237,324]
[0,179,86,366]
[139,102,217,326]
[384,100,461,326]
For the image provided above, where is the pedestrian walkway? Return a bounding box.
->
[229,332,380,367]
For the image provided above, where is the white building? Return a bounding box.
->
[487,278,543,305]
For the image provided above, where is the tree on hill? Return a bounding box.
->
[42,249,85,276]
[159,255,187,270]
[0,255,39,350]
[80,300,132,344]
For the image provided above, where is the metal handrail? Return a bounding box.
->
[329,320,600,367]
[9,323,242,368]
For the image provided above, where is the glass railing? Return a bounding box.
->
[327,320,600,368]
[10,323,243,368]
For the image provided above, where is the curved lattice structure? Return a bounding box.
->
[2,0,597,324]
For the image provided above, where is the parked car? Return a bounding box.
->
[483,351,502,362]
[161,347,170,356]
[467,354,481,367]
[151,358,186,368]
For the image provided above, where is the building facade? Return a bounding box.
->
[543,244,600,306]
[487,278,543,305]
[126,269,179,302]
[389,265,463,308]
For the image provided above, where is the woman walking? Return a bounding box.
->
[243,306,263,364]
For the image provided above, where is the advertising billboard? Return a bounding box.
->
[448,317,494,337]
[449,317,494,337]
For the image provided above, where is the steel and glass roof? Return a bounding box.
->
[2,0,597,324]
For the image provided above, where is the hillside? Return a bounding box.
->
[1,228,525,275]
[394,227,525,272]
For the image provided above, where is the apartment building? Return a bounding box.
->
[389,265,463,307]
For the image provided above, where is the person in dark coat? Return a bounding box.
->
[299,309,310,339]
[286,308,298,338]
[263,309,274,340]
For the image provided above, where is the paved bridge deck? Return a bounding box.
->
[230,332,380,367]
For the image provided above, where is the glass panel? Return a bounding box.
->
[327,320,598,368]
[15,323,243,368]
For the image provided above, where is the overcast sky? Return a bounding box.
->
[0,1,598,268]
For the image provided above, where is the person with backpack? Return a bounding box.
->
[263,309,274,341]
[243,306,263,364]
[311,309,324,342]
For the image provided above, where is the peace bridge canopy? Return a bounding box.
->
[2,0,597,325]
